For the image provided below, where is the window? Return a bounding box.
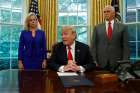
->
[57,0,88,44]
[124,0,140,62]
[0,0,24,70]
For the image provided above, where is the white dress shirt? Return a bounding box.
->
[58,41,85,72]
[105,19,114,35]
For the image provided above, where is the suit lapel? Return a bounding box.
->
[75,41,80,63]
[112,22,118,40]
[62,44,68,64]
[101,23,108,41]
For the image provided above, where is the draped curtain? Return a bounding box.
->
[38,0,57,51]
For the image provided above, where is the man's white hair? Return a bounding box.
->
[103,5,115,12]
[62,26,76,33]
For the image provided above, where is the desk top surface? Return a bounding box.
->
[0,69,139,93]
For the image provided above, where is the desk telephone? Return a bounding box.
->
[114,60,140,82]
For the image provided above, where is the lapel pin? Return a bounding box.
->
[77,49,80,52]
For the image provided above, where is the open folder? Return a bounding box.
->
[58,74,93,88]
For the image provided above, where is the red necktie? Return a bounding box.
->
[107,21,112,40]
[67,46,73,60]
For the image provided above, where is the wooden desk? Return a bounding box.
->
[0,69,139,93]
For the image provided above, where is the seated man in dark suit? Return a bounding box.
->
[48,26,96,72]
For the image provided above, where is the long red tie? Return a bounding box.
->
[107,21,112,40]
[67,46,73,60]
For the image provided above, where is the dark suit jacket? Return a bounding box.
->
[48,41,96,71]
[91,21,130,69]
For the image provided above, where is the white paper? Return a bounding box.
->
[57,72,78,76]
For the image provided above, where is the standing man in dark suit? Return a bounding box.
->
[91,5,130,71]
[48,26,96,72]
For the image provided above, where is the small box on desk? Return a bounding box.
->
[95,74,118,83]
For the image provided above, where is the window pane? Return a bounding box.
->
[0,9,11,23]
[77,0,87,11]
[138,42,140,58]
[0,59,10,70]
[58,13,68,25]
[78,12,87,25]
[129,42,136,58]
[12,9,22,23]
[138,9,140,22]
[0,0,23,70]
[11,42,18,57]
[67,3,77,12]
[57,26,62,42]
[68,13,77,25]
[77,0,86,3]
[58,3,64,12]
[136,0,140,7]
[58,0,77,12]
[11,25,22,42]
[125,0,140,62]
[12,0,22,9]
[11,58,18,69]
[137,24,140,41]
[126,9,136,23]
[76,26,87,44]
[0,25,11,58]
[130,59,137,63]
[0,42,10,58]
[127,24,136,41]
[58,0,76,4]
[58,0,88,44]
[0,0,11,8]
[0,25,11,42]
[126,0,136,8]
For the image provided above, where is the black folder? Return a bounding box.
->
[59,76,93,88]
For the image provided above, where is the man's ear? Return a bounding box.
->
[73,32,77,39]
[113,11,116,17]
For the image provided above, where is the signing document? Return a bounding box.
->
[57,72,78,76]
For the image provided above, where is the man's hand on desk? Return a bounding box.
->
[64,60,80,72]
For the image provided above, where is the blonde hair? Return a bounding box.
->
[62,25,77,39]
[24,12,40,30]
[62,26,76,33]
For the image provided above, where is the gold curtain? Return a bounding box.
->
[88,0,112,45]
[38,0,57,51]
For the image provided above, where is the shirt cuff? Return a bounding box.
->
[58,66,65,72]
[79,66,85,72]
[94,61,98,66]
[58,66,85,72]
